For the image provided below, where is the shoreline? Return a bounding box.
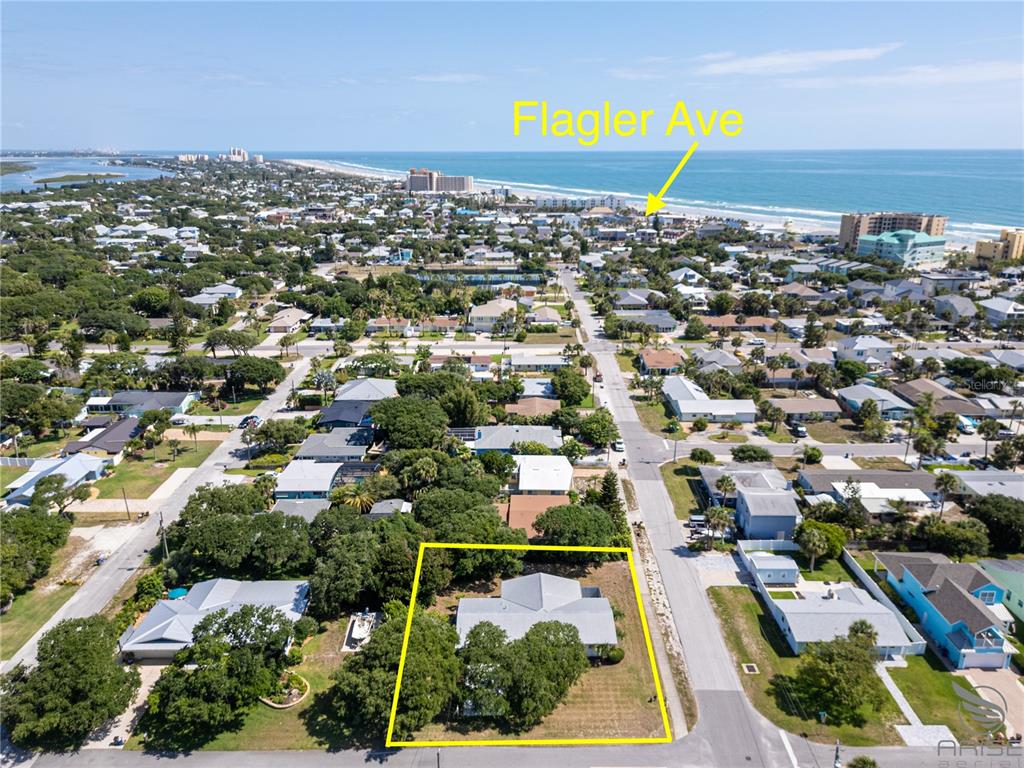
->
[282,158,984,246]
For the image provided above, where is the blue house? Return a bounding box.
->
[735,488,802,540]
[874,553,1013,669]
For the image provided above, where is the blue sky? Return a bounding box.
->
[3,2,1022,151]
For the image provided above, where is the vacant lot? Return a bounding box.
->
[853,456,912,471]
[192,391,265,416]
[93,441,218,498]
[708,586,905,746]
[660,460,705,520]
[888,651,987,744]
[805,419,871,444]
[414,559,668,742]
[634,397,678,438]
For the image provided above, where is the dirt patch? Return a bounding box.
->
[58,524,135,584]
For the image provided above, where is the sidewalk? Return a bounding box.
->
[876,660,957,746]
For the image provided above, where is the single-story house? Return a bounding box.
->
[472,425,563,454]
[366,317,414,336]
[639,348,683,375]
[455,573,616,657]
[892,379,986,419]
[272,498,331,523]
[520,378,556,399]
[699,463,789,506]
[767,398,842,423]
[118,578,309,660]
[62,416,140,464]
[948,470,1024,502]
[836,384,913,420]
[273,461,344,499]
[4,453,109,507]
[662,376,757,423]
[368,498,412,519]
[334,377,398,402]
[86,390,198,416]
[746,552,799,586]
[504,494,570,539]
[797,469,938,502]
[317,399,375,429]
[513,454,573,495]
[509,354,571,373]
[309,317,347,335]
[611,310,678,333]
[294,427,373,462]
[267,307,312,334]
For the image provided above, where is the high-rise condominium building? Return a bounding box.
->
[406,168,474,194]
[975,228,1024,265]
[838,211,947,250]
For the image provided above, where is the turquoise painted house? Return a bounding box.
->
[874,553,1013,670]
[979,559,1024,625]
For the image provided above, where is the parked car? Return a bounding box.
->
[790,423,808,438]
[239,415,263,430]
[170,414,188,425]
[612,439,625,452]
[997,429,1014,439]
[594,371,603,383]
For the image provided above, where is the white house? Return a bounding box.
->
[662,376,757,423]
[835,335,895,368]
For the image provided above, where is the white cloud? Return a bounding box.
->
[693,51,735,62]
[695,43,901,75]
[410,73,484,83]
[782,59,1023,88]
[607,67,667,81]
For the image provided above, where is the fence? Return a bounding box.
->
[842,549,927,655]
[0,457,34,467]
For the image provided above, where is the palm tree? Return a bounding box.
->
[934,472,959,520]
[715,475,736,504]
[1011,399,1022,435]
[978,418,1002,460]
[766,356,782,391]
[100,330,118,354]
[333,484,375,513]
[796,527,828,572]
[183,423,201,450]
[706,506,732,549]
[168,439,182,461]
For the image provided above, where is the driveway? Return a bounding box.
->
[955,666,1024,737]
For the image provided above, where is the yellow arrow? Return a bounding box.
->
[645,141,699,216]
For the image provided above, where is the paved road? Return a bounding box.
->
[0,358,311,674]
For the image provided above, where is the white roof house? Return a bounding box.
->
[662,376,757,423]
[273,461,343,499]
[334,377,398,401]
[774,586,912,654]
[472,425,563,453]
[118,578,309,660]
[513,455,573,494]
[455,573,616,655]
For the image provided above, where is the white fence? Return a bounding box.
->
[0,457,34,467]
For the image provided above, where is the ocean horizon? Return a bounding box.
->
[5,149,1022,241]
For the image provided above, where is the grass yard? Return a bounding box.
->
[888,651,988,744]
[853,457,912,471]
[0,465,28,495]
[760,426,795,444]
[0,583,77,660]
[634,397,679,438]
[805,419,871,444]
[191,391,265,416]
[768,591,798,600]
[523,328,578,344]
[414,560,668,742]
[660,460,705,520]
[93,441,218,499]
[2,431,77,459]
[792,552,857,582]
[708,586,905,746]
[579,392,596,409]
[615,352,638,374]
[709,431,748,444]
[194,620,349,750]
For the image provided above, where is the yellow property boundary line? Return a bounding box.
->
[385,542,673,747]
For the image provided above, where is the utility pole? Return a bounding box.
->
[158,510,169,561]
[121,487,131,521]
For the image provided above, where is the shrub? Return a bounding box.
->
[293,616,319,641]
[247,452,290,469]
[285,647,304,667]
[731,445,773,463]
[692,417,708,432]
[605,646,625,664]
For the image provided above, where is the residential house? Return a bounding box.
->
[745,552,799,586]
[309,317,347,335]
[4,453,109,507]
[978,560,1024,624]
[797,469,938,503]
[512,455,573,495]
[271,498,332,523]
[734,487,801,540]
[662,376,757,423]
[273,461,344,499]
[467,298,517,333]
[472,425,563,454]
[455,573,616,657]
[118,578,309,660]
[334,378,398,402]
[835,335,895,368]
[639,348,683,375]
[947,470,1024,502]
[505,396,561,418]
[892,379,986,419]
[509,353,571,373]
[366,317,414,336]
[267,307,311,334]
[874,553,1013,669]
[767,398,842,423]
[690,348,743,375]
[698,463,788,506]
[613,288,665,309]
[979,297,1024,327]
[836,384,913,420]
[86,390,198,416]
[611,310,678,334]
[368,498,412,520]
[293,427,373,462]
[62,417,140,464]
[527,306,562,326]
[934,295,978,325]
[317,399,375,429]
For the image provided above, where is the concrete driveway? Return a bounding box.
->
[955,666,1024,737]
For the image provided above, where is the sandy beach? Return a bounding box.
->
[282,158,986,248]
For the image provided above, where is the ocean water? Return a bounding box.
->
[268,150,1024,240]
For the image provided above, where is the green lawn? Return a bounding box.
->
[634,397,679,437]
[888,651,988,744]
[2,431,77,459]
[768,591,798,599]
[792,552,857,582]
[523,328,578,344]
[0,465,28,494]
[660,460,705,520]
[709,431,748,444]
[615,352,638,374]
[194,620,349,750]
[708,586,905,746]
[191,391,266,416]
[0,583,78,660]
[93,441,218,498]
[579,392,595,409]
[759,425,795,444]
[853,457,912,471]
